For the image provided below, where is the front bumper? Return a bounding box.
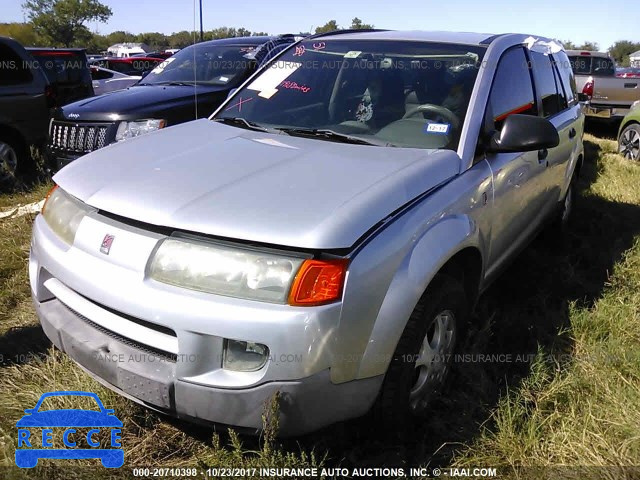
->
[29,213,382,435]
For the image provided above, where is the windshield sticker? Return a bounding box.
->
[225,96,253,112]
[150,57,175,74]
[355,101,373,122]
[280,81,311,93]
[219,76,229,83]
[239,47,256,53]
[312,42,326,50]
[424,123,450,134]
[247,61,302,99]
[293,45,306,57]
[344,51,362,59]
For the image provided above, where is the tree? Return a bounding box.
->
[577,41,599,51]
[609,40,640,67]
[22,0,112,47]
[350,17,374,30]
[0,22,42,46]
[562,40,577,50]
[315,20,338,34]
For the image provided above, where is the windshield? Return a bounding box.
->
[141,43,258,86]
[214,40,485,150]
[568,55,615,76]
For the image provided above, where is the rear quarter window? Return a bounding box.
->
[0,44,33,86]
[530,51,565,118]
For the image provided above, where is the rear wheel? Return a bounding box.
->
[375,274,468,431]
[618,124,640,161]
[0,137,20,188]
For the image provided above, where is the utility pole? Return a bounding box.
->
[199,0,204,42]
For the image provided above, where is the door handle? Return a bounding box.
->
[569,128,577,139]
[538,149,548,163]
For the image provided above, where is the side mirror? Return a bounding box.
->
[486,114,559,153]
[577,92,590,102]
[227,88,238,99]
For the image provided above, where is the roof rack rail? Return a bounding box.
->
[307,28,389,40]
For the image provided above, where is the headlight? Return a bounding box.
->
[42,186,94,245]
[115,119,166,142]
[148,236,348,305]
[149,236,306,303]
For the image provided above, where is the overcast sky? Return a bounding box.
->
[4,0,637,50]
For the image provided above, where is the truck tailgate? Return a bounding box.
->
[592,76,640,108]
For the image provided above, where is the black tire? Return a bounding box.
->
[544,168,578,248]
[618,123,640,161]
[374,274,468,432]
[0,135,23,189]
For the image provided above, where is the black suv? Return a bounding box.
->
[26,48,94,106]
[47,35,297,169]
[0,37,53,186]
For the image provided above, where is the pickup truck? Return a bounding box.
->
[567,49,640,119]
[30,30,584,436]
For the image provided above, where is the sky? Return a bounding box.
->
[3,0,638,51]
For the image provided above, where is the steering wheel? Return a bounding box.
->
[402,104,460,130]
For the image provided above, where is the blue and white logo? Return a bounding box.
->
[15,391,123,468]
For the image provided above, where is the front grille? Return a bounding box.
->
[49,121,115,153]
[57,298,178,363]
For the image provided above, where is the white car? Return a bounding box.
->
[90,66,141,96]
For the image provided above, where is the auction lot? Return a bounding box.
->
[0,120,639,478]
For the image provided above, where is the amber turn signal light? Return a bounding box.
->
[288,259,348,306]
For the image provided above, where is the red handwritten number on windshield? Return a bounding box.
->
[312,42,326,50]
[293,45,306,57]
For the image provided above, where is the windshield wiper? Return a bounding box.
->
[141,81,195,86]
[213,117,270,132]
[275,128,392,147]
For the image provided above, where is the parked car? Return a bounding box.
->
[132,51,173,60]
[0,37,53,185]
[89,56,164,76]
[90,66,141,96]
[30,30,584,436]
[617,101,640,160]
[567,50,640,119]
[617,67,640,79]
[26,48,94,106]
[47,35,298,169]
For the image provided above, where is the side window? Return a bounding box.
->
[552,61,568,110]
[0,44,33,86]
[530,51,564,118]
[554,52,577,106]
[488,47,536,130]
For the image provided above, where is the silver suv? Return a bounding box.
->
[29,31,584,435]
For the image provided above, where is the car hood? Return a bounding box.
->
[58,84,226,117]
[16,410,123,427]
[54,119,461,250]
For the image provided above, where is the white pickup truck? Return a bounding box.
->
[567,50,640,119]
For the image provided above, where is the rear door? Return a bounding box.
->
[529,50,582,205]
[484,47,549,275]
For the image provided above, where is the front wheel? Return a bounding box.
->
[0,137,20,188]
[375,274,468,430]
[618,124,640,161]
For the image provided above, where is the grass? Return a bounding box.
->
[0,128,639,479]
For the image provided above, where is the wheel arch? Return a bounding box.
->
[350,215,485,381]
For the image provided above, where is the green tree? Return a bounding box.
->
[609,40,640,67]
[315,20,338,34]
[168,30,195,49]
[0,22,42,46]
[350,17,374,30]
[562,40,577,50]
[576,41,599,51]
[22,0,112,47]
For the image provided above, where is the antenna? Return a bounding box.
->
[193,0,198,119]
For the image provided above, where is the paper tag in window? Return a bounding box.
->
[151,57,175,74]
[246,61,301,99]
[424,123,450,134]
[344,51,362,58]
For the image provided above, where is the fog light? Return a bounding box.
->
[223,340,269,372]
